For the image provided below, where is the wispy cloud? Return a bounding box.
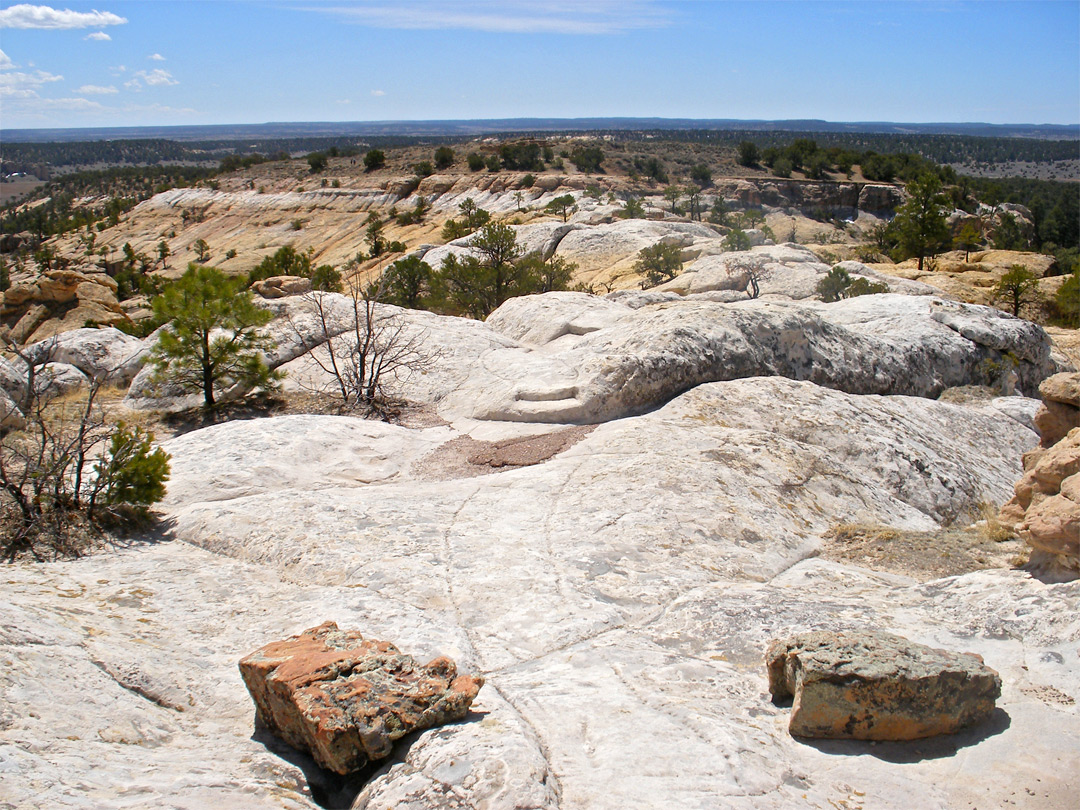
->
[0,4,127,30]
[307,0,670,35]
[125,68,179,91]
[2,96,197,122]
[371,89,385,96]
[84,31,111,41]
[0,49,15,70]
[124,101,198,116]
[76,84,118,95]
[0,68,62,98]
[148,53,165,61]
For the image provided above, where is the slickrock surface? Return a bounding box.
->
[239,622,483,774]
[766,630,1001,740]
[2,232,1078,809]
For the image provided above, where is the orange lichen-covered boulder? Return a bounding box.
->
[239,622,483,774]
[766,630,1000,741]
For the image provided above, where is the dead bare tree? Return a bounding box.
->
[726,257,769,299]
[289,262,439,413]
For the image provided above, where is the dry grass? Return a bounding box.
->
[820,516,1023,581]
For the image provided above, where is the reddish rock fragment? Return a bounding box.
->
[239,622,483,774]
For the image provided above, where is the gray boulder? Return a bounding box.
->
[767,630,1001,740]
[33,362,88,400]
[25,327,147,386]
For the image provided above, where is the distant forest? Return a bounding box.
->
[2,130,1078,178]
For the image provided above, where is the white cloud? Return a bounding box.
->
[310,0,669,35]
[0,49,15,69]
[34,96,107,111]
[125,68,178,91]
[84,31,111,41]
[76,83,118,94]
[123,101,198,116]
[0,68,62,98]
[141,68,177,86]
[336,98,352,104]
[371,89,385,97]
[0,4,127,30]
[148,53,165,61]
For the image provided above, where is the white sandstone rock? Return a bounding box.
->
[25,326,147,385]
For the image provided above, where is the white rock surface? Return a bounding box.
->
[32,362,88,399]
[3,377,1077,810]
[25,327,147,385]
[660,244,938,300]
[0,356,28,403]
[439,291,1054,424]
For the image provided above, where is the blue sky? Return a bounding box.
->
[1,1,1077,130]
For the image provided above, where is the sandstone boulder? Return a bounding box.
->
[661,245,934,300]
[239,622,483,774]
[443,292,1053,424]
[0,356,28,403]
[766,630,1001,740]
[9,303,50,344]
[1034,372,1080,447]
[858,184,904,214]
[252,275,313,299]
[485,291,630,345]
[1000,427,1080,581]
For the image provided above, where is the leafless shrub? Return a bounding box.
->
[288,266,439,415]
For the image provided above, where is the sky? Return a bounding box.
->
[0,0,1078,131]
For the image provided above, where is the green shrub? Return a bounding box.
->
[634,242,683,287]
[92,423,171,513]
[363,149,385,171]
[816,265,889,302]
[311,264,343,292]
[1051,270,1079,326]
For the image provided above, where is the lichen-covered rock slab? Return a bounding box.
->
[766,630,1001,740]
[239,621,483,774]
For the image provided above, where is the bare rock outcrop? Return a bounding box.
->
[1034,372,1080,447]
[457,287,1054,424]
[239,622,483,774]
[1,268,130,344]
[767,630,1001,740]
[1000,372,1080,581]
[1000,428,1080,580]
[24,326,147,386]
[252,275,313,299]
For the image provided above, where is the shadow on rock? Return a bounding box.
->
[251,721,382,809]
[795,707,1011,763]
[250,708,491,809]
